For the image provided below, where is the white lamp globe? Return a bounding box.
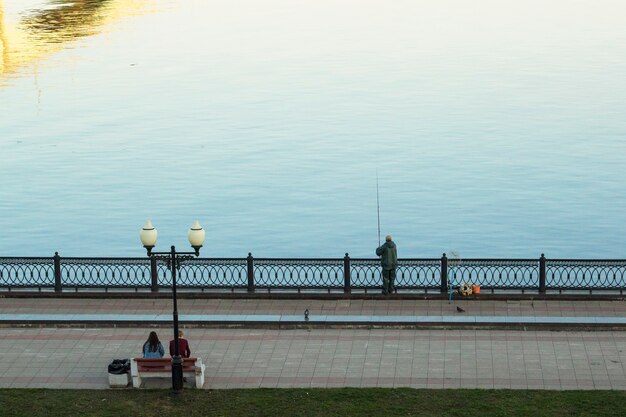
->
[140,220,158,247]
[188,220,205,248]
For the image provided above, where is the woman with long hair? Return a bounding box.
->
[142,331,165,358]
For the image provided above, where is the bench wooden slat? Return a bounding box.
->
[139,366,197,372]
[135,358,198,370]
[135,358,199,363]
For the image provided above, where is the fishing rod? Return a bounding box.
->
[376,171,381,247]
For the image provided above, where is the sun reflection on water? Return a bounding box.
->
[0,0,152,85]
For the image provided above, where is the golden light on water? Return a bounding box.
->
[0,0,152,85]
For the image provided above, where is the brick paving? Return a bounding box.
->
[2,297,626,317]
[0,327,625,390]
[0,298,625,390]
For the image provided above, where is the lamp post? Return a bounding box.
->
[140,219,206,392]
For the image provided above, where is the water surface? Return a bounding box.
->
[1,0,626,258]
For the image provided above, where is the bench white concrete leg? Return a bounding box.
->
[194,358,205,388]
[195,364,206,388]
[130,360,142,388]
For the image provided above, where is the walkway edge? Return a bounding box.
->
[1,291,624,301]
[3,314,626,331]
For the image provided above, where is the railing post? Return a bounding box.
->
[247,252,255,293]
[343,253,351,294]
[53,252,62,293]
[150,255,159,292]
[539,253,546,293]
[440,253,448,294]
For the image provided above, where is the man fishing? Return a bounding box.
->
[376,235,398,295]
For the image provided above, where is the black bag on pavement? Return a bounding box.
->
[108,359,130,374]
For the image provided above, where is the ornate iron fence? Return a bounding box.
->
[0,253,625,293]
[546,259,626,290]
[0,257,55,288]
[174,258,248,289]
[351,258,441,289]
[448,259,539,290]
[253,258,344,289]
[61,257,152,288]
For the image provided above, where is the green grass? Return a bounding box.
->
[2,388,625,417]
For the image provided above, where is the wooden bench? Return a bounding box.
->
[131,357,205,388]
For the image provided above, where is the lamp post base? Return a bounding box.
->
[171,355,184,392]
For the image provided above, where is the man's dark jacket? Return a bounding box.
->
[376,241,398,270]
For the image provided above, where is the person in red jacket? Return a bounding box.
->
[169,330,191,358]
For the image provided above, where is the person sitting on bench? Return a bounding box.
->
[169,330,191,358]
[142,331,165,358]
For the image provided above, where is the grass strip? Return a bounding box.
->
[1,388,625,417]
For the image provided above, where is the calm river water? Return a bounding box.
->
[1,0,625,258]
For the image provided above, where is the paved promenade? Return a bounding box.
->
[0,298,625,390]
[2,297,626,317]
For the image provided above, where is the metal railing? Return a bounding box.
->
[0,253,625,294]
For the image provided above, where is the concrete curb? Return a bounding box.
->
[1,291,624,301]
[2,313,626,330]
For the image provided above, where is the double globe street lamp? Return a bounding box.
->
[139,219,206,392]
